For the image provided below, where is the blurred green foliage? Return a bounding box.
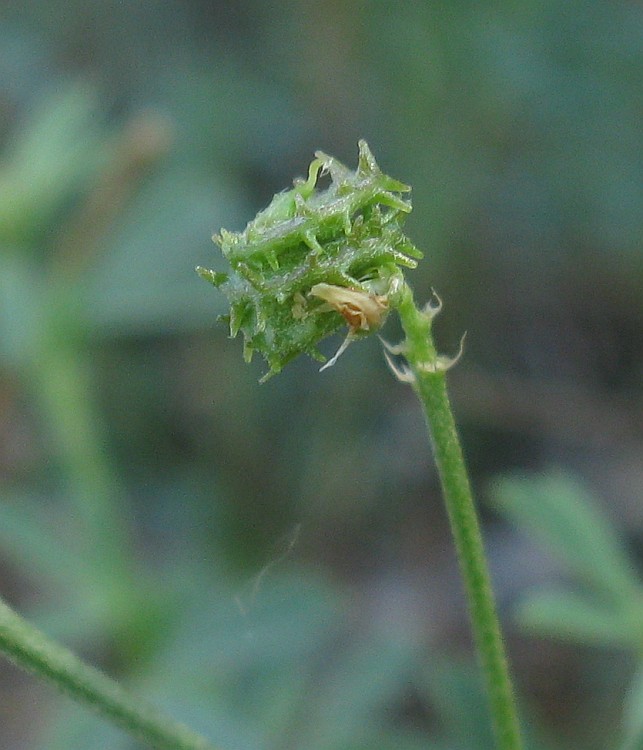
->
[0,1,641,749]
[491,472,643,750]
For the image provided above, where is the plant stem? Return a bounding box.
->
[395,285,523,750]
[0,595,218,750]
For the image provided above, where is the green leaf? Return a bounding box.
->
[422,657,557,750]
[88,169,244,335]
[516,588,643,648]
[0,84,107,244]
[422,659,496,750]
[302,626,419,750]
[490,471,641,603]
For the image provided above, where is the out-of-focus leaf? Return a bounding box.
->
[35,705,132,750]
[37,570,424,750]
[0,493,86,588]
[620,666,643,750]
[0,253,43,368]
[0,84,108,244]
[301,625,420,750]
[422,659,495,750]
[0,493,151,648]
[490,472,640,603]
[329,730,447,750]
[126,569,343,746]
[87,169,245,335]
[121,570,425,750]
[516,589,643,648]
[421,658,556,750]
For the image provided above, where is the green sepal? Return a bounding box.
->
[195,266,228,287]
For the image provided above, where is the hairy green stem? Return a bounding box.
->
[396,285,523,750]
[0,594,218,750]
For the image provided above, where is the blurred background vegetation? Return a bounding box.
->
[0,2,641,749]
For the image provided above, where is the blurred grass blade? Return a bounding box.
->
[0,84,106,242]
[516,589,643,648]
[491,472,641,603]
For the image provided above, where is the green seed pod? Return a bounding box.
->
[197,140,421,380]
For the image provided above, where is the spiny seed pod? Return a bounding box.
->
[197,140,422,380]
